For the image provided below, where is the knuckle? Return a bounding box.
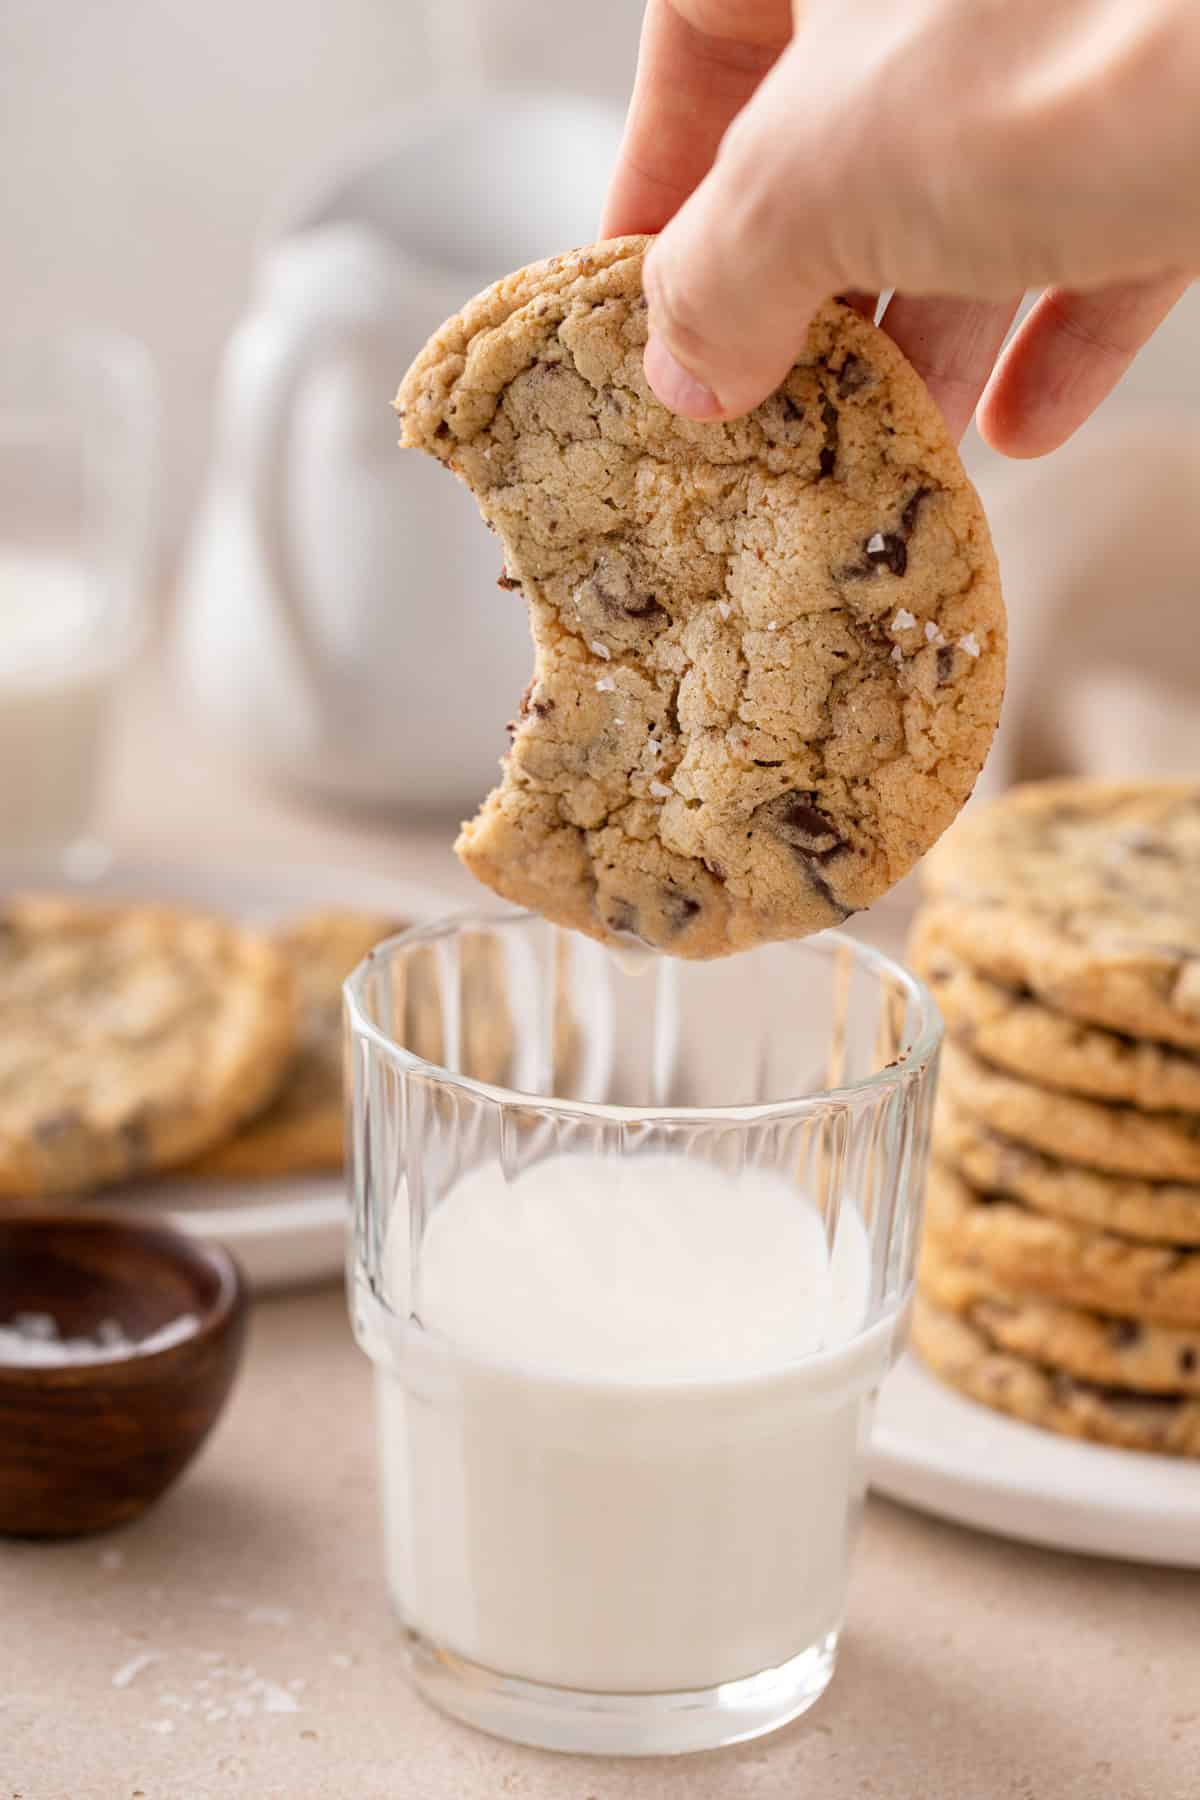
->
[644,249,726,364]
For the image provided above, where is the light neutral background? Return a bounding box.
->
[8,0,1200,569]
[0,0,644,559]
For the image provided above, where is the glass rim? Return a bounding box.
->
[343,908,942,1125]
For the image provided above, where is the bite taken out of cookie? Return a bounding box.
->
[397,237,1005,958]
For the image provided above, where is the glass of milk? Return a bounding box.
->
[0,331,156,863]
[346,916,941,1756]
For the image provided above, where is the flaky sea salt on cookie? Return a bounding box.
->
[398,237,1005,957]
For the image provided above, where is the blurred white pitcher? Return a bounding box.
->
[175,93,624,814]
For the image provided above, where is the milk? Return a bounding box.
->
[376,1153,891,1696]
[0,549,115,851]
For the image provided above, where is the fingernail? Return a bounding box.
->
[644,334,722,419]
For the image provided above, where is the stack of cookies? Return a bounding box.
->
[909,781,1200,1458]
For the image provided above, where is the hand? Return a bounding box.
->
[601,0,1198,454]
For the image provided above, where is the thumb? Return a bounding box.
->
[642,66,842,421]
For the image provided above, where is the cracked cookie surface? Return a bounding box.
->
[184,909,403,1179]
[920,1242,1200,1396]
[925,1161,1200,1329]
[941,1041,1200,1183]
[398,237,1005,956]
[911,913,1200,1112]
[913,1297,1200,1457]
[0,895,295,1197]
[935,1088,1200,1245]
[922,781,1200,1048]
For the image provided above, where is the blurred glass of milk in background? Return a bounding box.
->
[0,333,157,866]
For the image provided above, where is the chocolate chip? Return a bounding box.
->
[1180,1346,1198,1376]
[761,790,846,861]
[434,420,451,439]
[937,644,959,684]
[1109,1319,1141,1349]
[623,593,668,623]
[518,681,554,720]
[867,534,908,577]
[34,1110,85,1146]
[837,485,933,583]
[900,486,931,535]
[120,1113,152,1166]
[806,864,856,921]
[497,570,521,591]
[818,400,839,479]
[607,900,639,936]
[663,887,701,933]
[751,790,853,915]
[577,561,668,629]
[836,355,871,398]
[1127,837,1177,861]
[758,391,809,447]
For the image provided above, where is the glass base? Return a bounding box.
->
[406,1629,839,1756]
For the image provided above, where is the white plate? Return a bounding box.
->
[1,852,460,1293]
[871,1352,1200,1567]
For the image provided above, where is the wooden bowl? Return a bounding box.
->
[0,1212,248,1537]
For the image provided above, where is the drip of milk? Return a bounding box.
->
[376,1153,892,1696]
[0,549,115,850]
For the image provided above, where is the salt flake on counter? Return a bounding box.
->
[112,1651,160,1690]
[261,1681,301,1714]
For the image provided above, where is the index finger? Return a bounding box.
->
[600,0,792,238]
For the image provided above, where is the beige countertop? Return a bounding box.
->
[3,663,1198,1799]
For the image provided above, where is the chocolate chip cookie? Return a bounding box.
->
[922,781,1200,1049]
[185,909,402,1179]
[941,1040,1200,1182]
[911,913,1200,1112]
[0,895,295,1197]
[936,1088,1200,1245]
[398,237,1005,956]
[925,1162,1200,1328]
[921,1241,1200,1395]
[913,1297,1200,1457]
